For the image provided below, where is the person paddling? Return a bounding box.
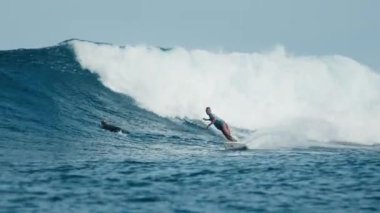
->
[100,120,129,134]
[203,107,237,142]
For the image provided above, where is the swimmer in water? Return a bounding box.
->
[100,120,129,134]
[203,107,237,142]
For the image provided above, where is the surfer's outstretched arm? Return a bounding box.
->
[206,118,216,129]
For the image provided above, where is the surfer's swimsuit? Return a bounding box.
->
[210,113,225,130]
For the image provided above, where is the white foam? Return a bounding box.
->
[72,41,380,145]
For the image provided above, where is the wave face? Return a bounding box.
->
[72,40,380,145]
[0,42,208,150]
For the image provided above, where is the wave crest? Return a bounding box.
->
[72,40,380,145]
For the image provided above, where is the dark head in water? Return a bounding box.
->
[100,120,129,134]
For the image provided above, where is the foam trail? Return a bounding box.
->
[72,41,380,145]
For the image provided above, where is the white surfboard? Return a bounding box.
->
[224,142,248,150]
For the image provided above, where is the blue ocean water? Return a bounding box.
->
[1,41,380,212]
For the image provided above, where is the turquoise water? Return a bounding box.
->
[1,143,379,212]
[1,41,380,212]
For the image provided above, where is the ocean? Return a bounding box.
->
[1,40,379,212]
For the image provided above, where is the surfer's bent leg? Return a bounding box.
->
[222,123,235,142]
[215,121,235,142]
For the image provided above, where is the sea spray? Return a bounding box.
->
[72,40,380,145]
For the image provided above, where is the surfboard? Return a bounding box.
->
[224,142,248,150]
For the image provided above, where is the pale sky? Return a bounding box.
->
[1,0,379,69]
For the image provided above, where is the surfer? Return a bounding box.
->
[100,120,129,134]
[203,107,237,142]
